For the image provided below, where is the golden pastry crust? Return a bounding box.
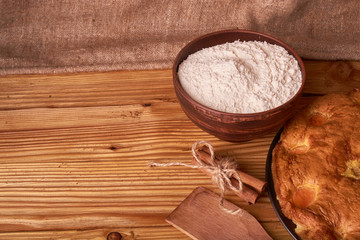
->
[272,89,360,240]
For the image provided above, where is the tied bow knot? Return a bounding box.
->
[150,140,244,214]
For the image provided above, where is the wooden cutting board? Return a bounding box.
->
[166,187,272,240]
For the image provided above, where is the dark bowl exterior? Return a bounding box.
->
[173,29,305,141]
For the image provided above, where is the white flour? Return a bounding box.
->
[178,40,302,113]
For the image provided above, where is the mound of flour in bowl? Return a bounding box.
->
[178,40,302,113]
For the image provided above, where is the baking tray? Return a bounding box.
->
[265,127,300,240]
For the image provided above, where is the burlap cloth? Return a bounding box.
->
[1,0,359,75]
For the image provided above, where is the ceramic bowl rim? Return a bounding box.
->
[172,29,306,119]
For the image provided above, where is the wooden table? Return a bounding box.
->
[0,61,359,239]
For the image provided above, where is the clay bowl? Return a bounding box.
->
[173,29,305,142]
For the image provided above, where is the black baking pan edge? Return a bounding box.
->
[265,127,300,240]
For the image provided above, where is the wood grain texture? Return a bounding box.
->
[166,187,272,240]
[0,61,359,239]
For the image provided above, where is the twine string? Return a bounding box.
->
[149,140,244,215]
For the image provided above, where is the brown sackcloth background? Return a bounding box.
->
[1,0,359,75]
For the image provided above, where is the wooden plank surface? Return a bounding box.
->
[0,61,359,239]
